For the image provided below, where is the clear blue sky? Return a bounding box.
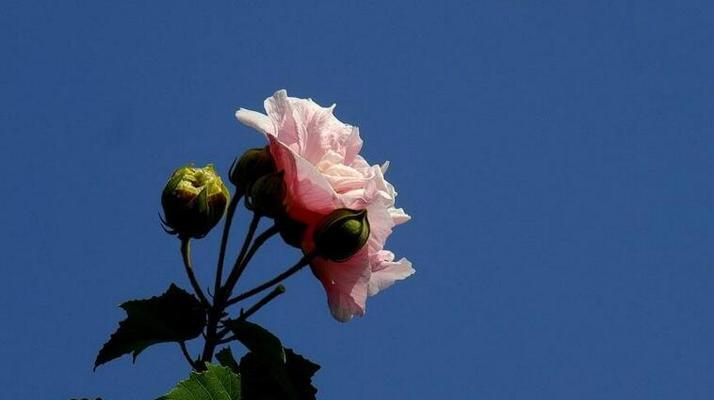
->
[2,1,714,399]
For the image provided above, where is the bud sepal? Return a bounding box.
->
[246,171,286,218]
[276,214,307,249]
[161,164,230,239]
[313,208,370,262]
[229,147,276,194]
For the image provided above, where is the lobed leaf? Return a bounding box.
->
[94,284,206,369]
[157,363,241,400]
[216,347,240,373]
[226,320,320,400]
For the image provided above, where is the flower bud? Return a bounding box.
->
[276,214,306,249]
[161,164,230,239]
[246,171,285,218]
[229,147,276,194]
[313,209,370,262]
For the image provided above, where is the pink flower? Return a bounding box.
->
[236,90,414,322]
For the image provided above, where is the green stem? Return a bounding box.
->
[240,284,286,320]
[214,194,241,299]
[180,239,210,308]
[226,252,317,306]
[212,224,282,341]
[221,213,261,299]
[227,224,280,296]
[179,341,199,370]
[199,213,264,366]
[217,285,286,343]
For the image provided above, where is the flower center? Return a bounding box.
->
[176,168,217,195]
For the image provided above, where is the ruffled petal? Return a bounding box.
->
[321,164,370,194]
[263,90,360,165]
[265,89,302,149]
[343,127,363,165]
[389,207,411,225]
[235,108,275,137]
[235,90,413,322]
[267,135,338,221]
[364,182,397,250]
[368,250,415,296]
[310,246,371,322]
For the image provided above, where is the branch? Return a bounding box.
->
[180,239,210,308]
[214,194,241,299]
[226,252,316,306]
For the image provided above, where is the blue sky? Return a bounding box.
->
[2,1,714,398]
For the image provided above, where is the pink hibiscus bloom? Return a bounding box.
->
[236,90,414,322]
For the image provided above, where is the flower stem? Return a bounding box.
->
[199,213,274,367]
[179,341,199,370]
[240,284,286,320]
[226,252,317,306]
[216,285,286,344]
[214,193,241,300]
[180,239,210,308]
[221,213,261,299]
[211,226,280,340]
[226,224,280,295]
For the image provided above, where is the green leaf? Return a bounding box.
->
[238,348,320,400]
[283,349,320,400]
[216,347,240,373]
[95,284,206,369]
[157,363,241,400]
[227,320,285,365]
[226,320,320,400]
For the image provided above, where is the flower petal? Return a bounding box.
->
[265,89,303,149]
[389,207,411,225]
[235,90,413,322]
[364,186,397,249]
[235,108,275,137]
[264,90,361,165]
[310,246,371,322]
[368,251,415,296]
[268,135,338,221]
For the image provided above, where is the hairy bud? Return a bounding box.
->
[161,164,229,239]
[246,171,285,218]
[313,209,370,261]
[229,147,275,194]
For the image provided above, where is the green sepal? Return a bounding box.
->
[276,214,306,249]
[196,187,209,215]
[313,208,370,261]
[229,147,276,193]
[160,164,230,239]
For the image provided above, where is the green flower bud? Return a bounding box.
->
[246,171,285,218]
[161,164,230,239]
[276,214,307,249]
[229,147,276,194]
[313,208,370,262]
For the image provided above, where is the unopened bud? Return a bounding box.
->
[313,209,370,261]
[161,164,230,239]
[276,214,306,249]
[229,147,275,194]
[246,171,285,218]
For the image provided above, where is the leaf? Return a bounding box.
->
[226,320,320,400]
[227,320,285,365]
[238,348,320,400]
[283,349,320,400]
[157,363,241,400]
[216,347,240,373]
[95,284,206,369]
